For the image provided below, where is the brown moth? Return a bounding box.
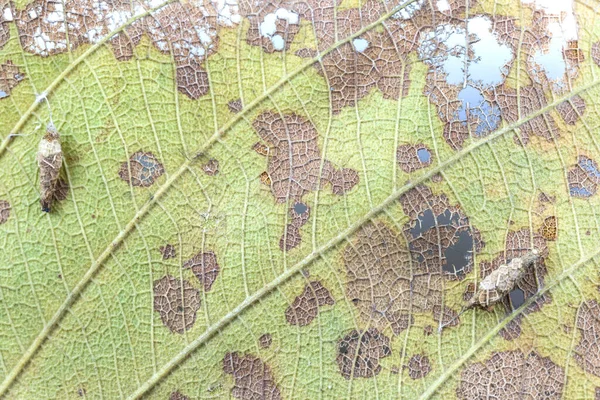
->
[465,250,540,309]
[439,250,540,332]
[37,122,63,212]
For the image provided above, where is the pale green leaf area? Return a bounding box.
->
[1,0,600,398]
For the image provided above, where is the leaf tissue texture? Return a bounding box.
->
[1,0,600,398]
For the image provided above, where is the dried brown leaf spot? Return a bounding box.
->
[253,112,358,251]
[169,391,189,400]
[0,1,10,49]
[494,85,559,146]
[153,275,201,334]
[0,61,25,99]
[223,352,282,400]
[183,251,220,291]
[228,99,243,114]
[119,151,164,187]
[397,144,433,173]
[564,40,585,64]
[539,216,557,241]
[176,59,210,100]
[457,350,564,399]
[343,222,416,334]
[252,142,269,157]
[568,155,600,198]
[318,31,411,114]
[0,200,10,225]
[279,203,310,251]
[252,111,359,203]
[202,159,220,176]
[574,300,600,378]
[14,0,217,99]
[336,328,391,380]
[557,95,586,125]
[243,2,301,54]
[400,185,484,280]
[407,354,431,380]
[285,281,334,326]
[593,42,600,67]
[258,333,272,349]
[159,244,176,260]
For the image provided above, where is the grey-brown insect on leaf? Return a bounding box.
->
[439,250,540,333]
[37,122,63,212]
[466,250,540,309]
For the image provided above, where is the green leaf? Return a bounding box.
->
[1,0,600,398]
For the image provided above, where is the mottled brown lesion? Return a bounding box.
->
[336,328,391,380]
[118,151,164,187]
[0,199,10,225]
[457,350,564,399]
[285,281,334,326]
[223,352,281,400]
[153,275,201,334]
[183,250,220,291]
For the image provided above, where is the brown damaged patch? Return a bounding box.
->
[568,155,600,198]
[397,144,433,173]
[228,98,243,114]
[285,281,334,326]
[253,111,359,203]
[479,228,550,340]
[153,275,201,334]
[344,186,482,334]
[0,61,25,99]
[176,59,210,100]
[494,85,559,145]
[539,192,555,203]
[15,1,218,99]
[159,244,176,260]
[407,354,431,379]
[557,95,586,125]
[574,300,600,378]
[259,171,272,187]
[169,391,189,400]
[520,6,583,94]
[280,203,310,251]
[202,159,220,176]
[457,350,565,399]
[223,352,281,400]
[252,142,269,157]
[593,42,600,67]
[119,151,165,187]
[183,251,220,291]
[399,185,484,280]
[336,328,391,380]
[539,216,557,241]
[0,1,10,49]
[243,2,302,54]
[0,200,10,225]
[258,333,272,349]
[316,28,412,114]
[343,221,416,335]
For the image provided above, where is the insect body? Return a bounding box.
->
[466,250,539,309]
[37,122,62,212]
[438,250,540,332]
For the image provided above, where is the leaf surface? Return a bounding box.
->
[1,0,600,398]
